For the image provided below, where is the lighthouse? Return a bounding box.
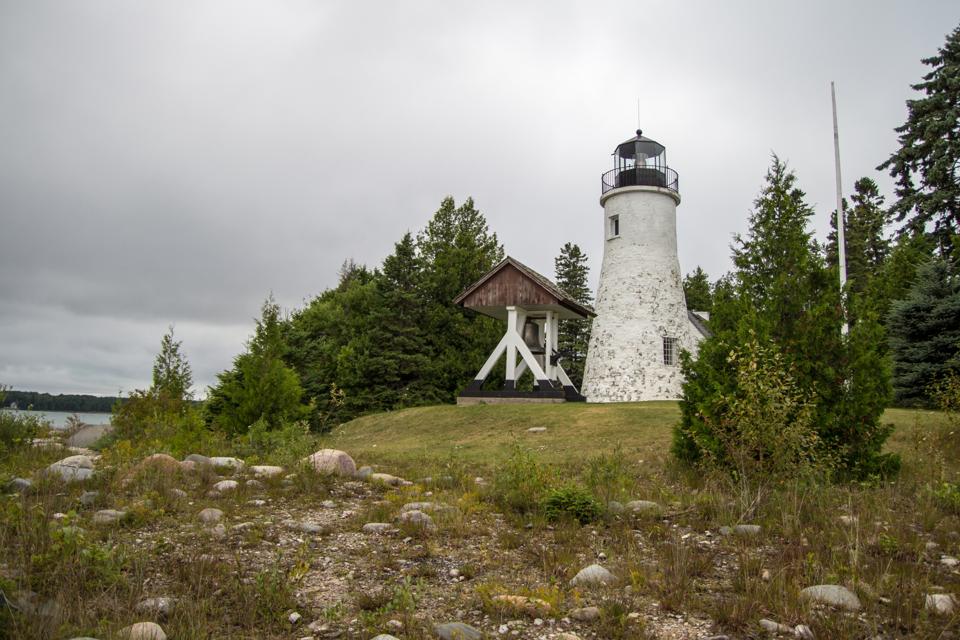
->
[581,130,708,402]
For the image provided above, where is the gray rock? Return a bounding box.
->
[607,500,624,514]
[197,508,224,524]
[184,453,212,466]
[212,479,238,492]
[209,456,245,472]
[369,472,407,486]
[92,509,127,525]
[298,521,322,534]
[363,522,393,534]
[321,499,336,508]
[399,509,436,530]
[245,479,266,490]
[46,455,94,482]
[7,477,32,493]
[799,584,861,611]
[371,636,400,640]
[206,523,226,538]
[303,449,356,476]
[941,555,959,568]
[119,622,167,640]
[925,593,956,616]
[168,488,188,499]
[794,625,814,640]
[569,606,600,621]
[625,499,661,513]
[135,596,177,617]
[734,524,761,537]
[251,464,285,478]
[356,466,374,479]
[79,490,99,506]
[434,622,482,640]
[759,619,792,634]
[570,563,615,586]
[719,526,733,536]
[527,427,547,433]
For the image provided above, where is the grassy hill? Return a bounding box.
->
[323,401,947,471]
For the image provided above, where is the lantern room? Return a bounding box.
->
[601,129,679,194]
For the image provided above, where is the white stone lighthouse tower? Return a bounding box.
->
[581,130,706,402]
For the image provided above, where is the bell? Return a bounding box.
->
[522,320,542,352]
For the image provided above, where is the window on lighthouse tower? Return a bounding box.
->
[609,215,620,239]
[663,337,679,365]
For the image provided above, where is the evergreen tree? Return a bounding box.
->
[207,296,307,434]
[887,257,960,406]
[826,178,891,300]
[878,25,960,256]
[674,156,894,478]
[151,326,193,402]
[554,242,593,389]
[682,267,713,312]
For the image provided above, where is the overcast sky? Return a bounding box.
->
[1,1,958,398]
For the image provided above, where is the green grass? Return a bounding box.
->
[322,402,949,469]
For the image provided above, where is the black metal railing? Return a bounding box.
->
[601,166,679,195]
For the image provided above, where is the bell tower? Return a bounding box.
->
[581,130,703,402]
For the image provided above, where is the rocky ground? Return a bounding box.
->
[2,439,958,640]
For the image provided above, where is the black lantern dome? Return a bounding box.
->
[601,129,678,194]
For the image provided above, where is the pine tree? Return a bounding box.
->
[554,243,593,389]
[206,296,307,434]
[151,326,193,401]
[878,25,960,256]
[888,258,960,406]
[826,178,891,299]
[674,156,894,478]
[682,267,713,312]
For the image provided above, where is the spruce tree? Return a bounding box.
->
[826,178,891,300]
[878,24,960,256]
[674,156,894,478]
[682,267,713,312]
[554,242,592,389]
[151,326,193,402]
[888,258,960,406]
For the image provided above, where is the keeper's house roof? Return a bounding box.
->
[453,256,596,321]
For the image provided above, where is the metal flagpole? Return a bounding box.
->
[831,81,849,335]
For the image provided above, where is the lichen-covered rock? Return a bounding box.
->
[569,606,600,621]
[625,500,662,513]
[92,509,127,525]
[434,622,482,640]
[800,584,861,611]
[303,449,356,476]
[209,456,245,472]
[398,509,436,531]
[212,480,238,492]
[250,465,284,478]
[119,622,167,640]
[363,522,393,534]
[925,593,956,616]
[197,508,224,524]
[570,563,615,586]
[45,455,94,482]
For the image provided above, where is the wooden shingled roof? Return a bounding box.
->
[453,256,596,321]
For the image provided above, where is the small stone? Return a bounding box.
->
[838,515,858,526]
[398,509,436,531]
[369,472,407,486]
[925,593,957,615]
[799,584,861,611]
[135,597,177,617]
[434,621,482,640]
[248,499,267,507]
[45,455,94,482]
[527,427,547,433]
[209,456,245,472]
[206,523,226,538]
[761,569,771,582]
[92,509,126,525]
[245,479,265,490]
[556,635,582,640]
[625,500,662,513]
[371,636,400,640]
[79,490,99,506]
[168,488,188,499]
[363,522,393,534]
[184,453,212,466]
[321,500,336,508]
[289,611,302,624]
[7,477,32,493]
[569,606,600,622]
[941,555,959,568]
[570,563,615,586]
[387,619,403,630]
[794,624,814,640]
[298,522,322,534]
[212,480,238,492]
[251,465,285,478]
[197,508,224,524]
[498,625,508,635]
[356,466,374,479]
[119,622,167,640]
[759,619,792,634]
[597,552,607,561]
[925,541,939,551]
[734,524,761,537]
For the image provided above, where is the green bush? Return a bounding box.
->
[543,486,602,524]
[933,482,960,514]
[0,390,45,455]
[489,445,554,515]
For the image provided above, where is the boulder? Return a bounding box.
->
[45,455,94,482]
[197,508,224,524]
[733,524,761,537]
[607,501,625,514]
[7,477,32,493]
[569,606,600,622]
[212,480,239,492]
[434,622,482,640]
[363,523,393,534]
[79,490,99,507]
[121,454,181,485]
[119,622,167,640]
[184,453,212,466]
[398,509,436,531]
[625,500,662,513]
[759,619,793,634]
[491,594,552,617]
[303,449,356,476]
[250,465,285,479]
[135,596,178,617]
[799,584,861,611]
[570,563,615,586]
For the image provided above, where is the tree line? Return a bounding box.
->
[2,390,121,413]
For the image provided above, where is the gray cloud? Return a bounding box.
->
[1,0,958,395]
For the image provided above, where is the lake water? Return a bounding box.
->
[1,409,112,430]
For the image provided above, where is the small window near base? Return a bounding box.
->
[609,215,620,239]
[663,336,679,365]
